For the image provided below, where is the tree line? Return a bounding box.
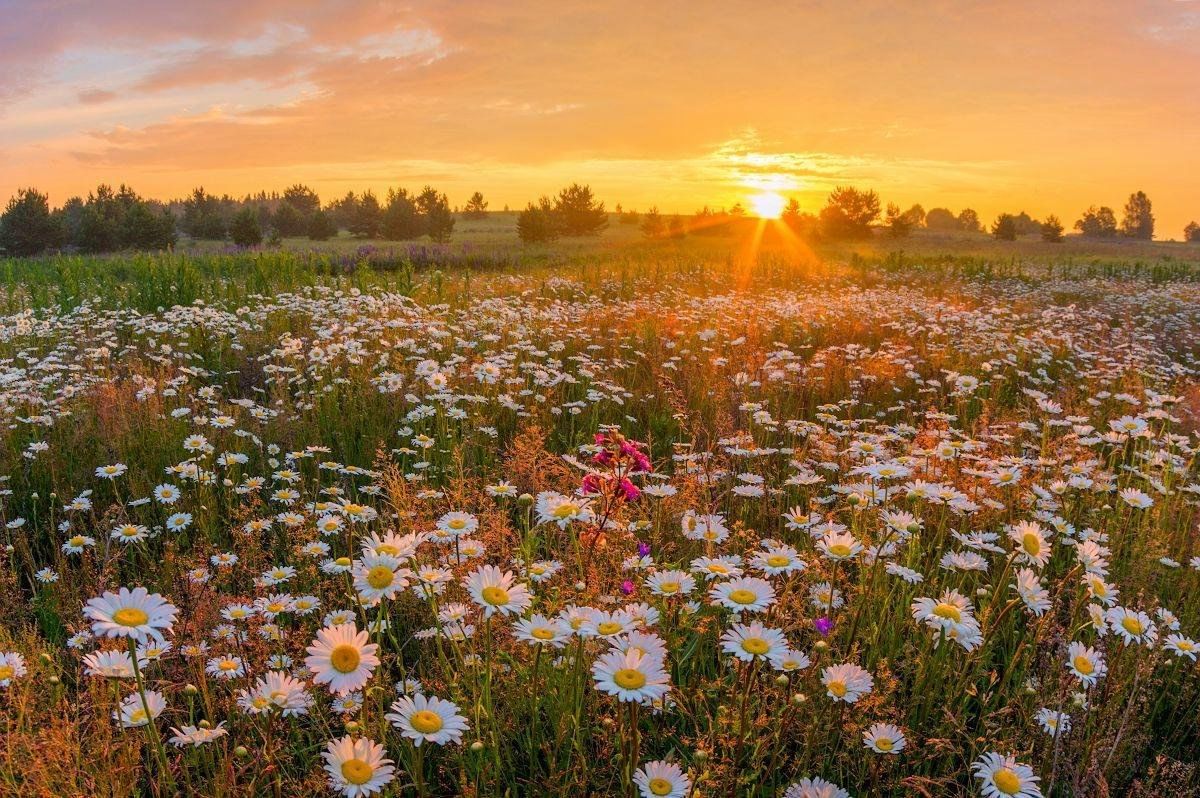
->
[1,179,1198,257]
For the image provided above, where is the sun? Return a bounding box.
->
[748,191,786,219]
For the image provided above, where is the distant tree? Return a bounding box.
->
[1185,221,1200,243]
[181,187,228,239]
[230,207,263,247]
[885,202,913,238]
[957,208,982,233]
[728,202,747,218]
[904,203,926,228]
[819,186,881,239]
[1074,206,1118,238]
[348,191,382,238]
[667,215,686,239]
[1009,211,1041,236]
[1120,191,1154,240]
[640,207,665,239]
[924,207,959,231]
[991,213,1018,241]
[0,188,62,256]
[416,186,455,242]
[554,183,608,236]
[462,191,489,219]
[690,206,733,236]
[382,189,423,240]
[516,197,559,243]
[1040,215,1065,243]
[329,191,360,232]
[282,184,321,217]
[272,202,306,237]
[307,209,338,241]
[780,198,819,237]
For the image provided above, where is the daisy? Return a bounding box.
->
[352,554,412,603]
[1164,634,1198,661]
[817,530,863,561]
[863,722,905,754]
[633,760,690,798]
[169,723,229,747]
[436,511,478,537]
[205,655,245,680]
[84,649,140,679]
[386,693,470,747]
[84,587,178,643]
[322,735,395,797]
[645,570,695,597]
[239,671,313,716]
[513,614,571,648]
[1036,708,1071,736]
[305,623,380,695]
[464,565,532,618]
[972,752,1043,798]
[115,690,166,727]
[1105,606,1157,646]
[720,622,788,662]
[709,577,776,614]
[592,648,671,704]
[0,652,27,687]
[1009,521,1050,568]
[784,777,851,798]
[821,662,873,703]
[751,544,806,576]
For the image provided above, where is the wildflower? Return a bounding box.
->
[1036,708,1071,736]
[306,623,380,695]
[513,614,571,648]
[0,652,27,687]
[972,752,1043,798]
[784,777,851,798]
[1105,606,1157,646]
[645,570,695,597]
[863,722,906,754]
[465,565,532,618]
[352,554,412,603]
[592,648,670,704]
[170,723,229,747]
[821,662,873,703]
[115,690,166,727]
[633,760,690,798]
[84,587,178,643]
[709,577,776,614]
[721,622,788,661]
[322,735,395,797]
[386,693,470,747]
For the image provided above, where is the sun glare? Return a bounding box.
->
[748,191,786,219]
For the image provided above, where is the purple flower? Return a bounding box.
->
[620,580,635,596]
[814,617,833,636]
[637,541,651,558]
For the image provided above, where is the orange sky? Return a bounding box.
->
[2,1,1199,237]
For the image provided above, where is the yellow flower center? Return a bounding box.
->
[532,627,556,641]
[552,504,579,519]
[828,543,852,557]
[251,697,269,709]
[1121,617,1143,635]
[613,668,647,690]
[341,759,373,785]
[219,659,239,671]
[707,564,728,574]
[113,608,149,627]
[0,665,13,680]
[70,536,85,546]
[993,768,1021,795]
[933,603,962,623]
[875,737,894,752]
[481,586,510,606]
[741,637,769,655]
[828,680,847,698]
[410,709,444,734]
[130,709,147,723]
[366,566,394,590]
[648,777,674,796]
[448,519,466,530]
[1073,655,1094,675]
[335,557,352,567]
[344,504,364,515]
[728,589,758,605]
[658,581,680,594]
[1022,533,1041,557]
[376,544,399,555]
[1179,641,1195,651]
[597,622,622,635]
[766,555,790,567]
[329,644,361,674]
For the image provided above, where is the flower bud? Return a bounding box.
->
[470,740,485,752]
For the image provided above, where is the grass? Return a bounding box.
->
[1,227,1199,797]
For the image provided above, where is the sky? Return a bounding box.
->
[2,0,1199,236]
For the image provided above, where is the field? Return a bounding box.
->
[2,223,1200,798]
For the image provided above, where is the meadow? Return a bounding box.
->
[2,224,1200,797]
